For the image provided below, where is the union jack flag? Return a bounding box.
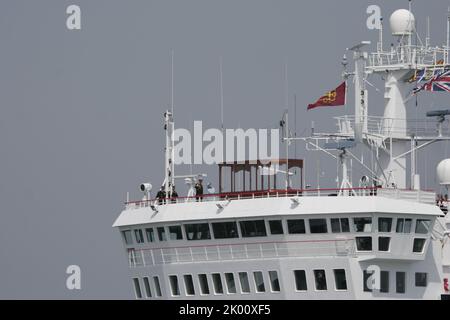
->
[414,68,450,93]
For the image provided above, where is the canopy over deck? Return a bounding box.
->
[218,158,304,193]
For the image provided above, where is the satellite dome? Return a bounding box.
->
[389,9,415,36]
[437,159,450,185]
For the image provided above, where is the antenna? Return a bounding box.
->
[378,17,383,52]
[447,7,450,64]
[170,49,174,114]
[219,56,224,134]
[284,61,289,190]
[426,16,430,48]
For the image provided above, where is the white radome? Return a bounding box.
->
[437,159,450,185]
[390,9,415,35]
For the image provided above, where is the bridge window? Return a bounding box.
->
[356,236,372,251]
[212,222,239,239]
[363,270,373,292]
[212,273,224,294]
[153,276,162,297]
[239,220,267,237]
[198,274,210,295]
[134,229,144,244]
[333,269,347,290]
[380,271,389,293]
[184,223,211,240]
[287,219,306,234]
[413,238,426,253]
[396,218,412,233]
[268,220,284,235]
[239,272,250,293]
[157,227,167,241]
[184,274,195,296]
[122,230,133,245]
[169,275,180,296]
[168,225,183,240]
[133,278,142,299]
[145,228,155,242]
[396,272,406,293]
[143,277,152,298]
[353,217,372,232]
[378,218,392,232]
[268,271,280,292]
[294,270,307,291]
[415,272,427,287]
[309,218,328,233]
[313,270,327,291]
[331,218,350,233]
[225,273,236,294]
[378,236,391,251]
[253,271,266,292]
[415,219,431,234]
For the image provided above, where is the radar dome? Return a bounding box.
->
[436,159,450,185]
[389,9,415,36]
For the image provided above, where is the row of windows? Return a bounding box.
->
[132,270,281,298]
[132,269,429,298]
[122,217,431,245]
[354,236,427,253]
[363,270,428,293]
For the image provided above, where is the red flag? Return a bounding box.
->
[307,82,346,110]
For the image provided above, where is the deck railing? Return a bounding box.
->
[127,239,355,267]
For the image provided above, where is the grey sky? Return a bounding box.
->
[1,0,450,299]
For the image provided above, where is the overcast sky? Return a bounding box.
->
[1,0,450,299]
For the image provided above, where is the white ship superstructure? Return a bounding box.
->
[113,7,450,300]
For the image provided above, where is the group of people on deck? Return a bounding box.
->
[155,178,204,204]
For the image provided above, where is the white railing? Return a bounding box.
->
[367,45,447,68]
[377,188,436,205]
[335,115,449,138]
[128,239,355,267]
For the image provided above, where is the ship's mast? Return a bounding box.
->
[164,50,175,197]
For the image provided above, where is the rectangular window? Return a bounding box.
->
[134,229,144,243]
[378,218,392,232]
[168,225,183,240]
[333,269,347,290]
[145,228,155,242]
[169,275,180,296]
[396,272,406,293]
[239,272,250,293]
[313,270,327,291]
[396,218,412,233]
[153,276,162,297]
[331,218,350,233]
[157,227,167,241]
[212,222,239,239]
[143,277,152,298]
[363,270,373,292]
[122,230,133,245]
[294,270,307,291]
[268,271,280,292]
[287,219,306,234]
[353,217,372,232]
[198,274,210,295]
[184,223,211,240]
[133,278,142,299]
[415,219,431,234]
[239,220,267,237]
[378,237,390,251]
[413,238,426,253]
[268,220,284,235]
[224,273,236,294]
[309,219,328,233]
[356,236,372,251]
[212,273,223,294]
[380,271,389,293]
[184,275,195,296]
[415,272,427,287]
[253,271,266,292]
